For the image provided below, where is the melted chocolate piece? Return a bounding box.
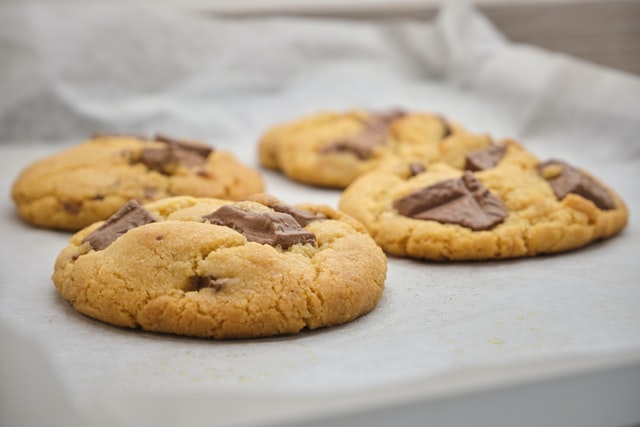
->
[62,201,82,214]
[393,171,507,231]
[153,134,213,158]
[270,203,327,227]
[143,187,156,199]
[373,110,407,126]
[320,110,406,160]
[438,115,453,138]
[140,147,172,172]
[140,135,213,174]
[465,145,507,171]
[203,205,317,249]
[408,162,426,177]
[82,200,157,250]
[538,160,615,210]
[191,275,225,291]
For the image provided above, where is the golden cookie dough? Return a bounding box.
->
[379,137,540,178]
[12,134,265,230]
[52,195,387,339]
[339,160,628,261]
[258,109,473,188]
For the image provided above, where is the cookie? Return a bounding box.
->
[12,134,265,230]
[259,109,473,188]
[52,195,386,339]
[339,159,628,260]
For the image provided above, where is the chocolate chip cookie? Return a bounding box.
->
[12,134,265,230]
[259,109,474,188]
[52,195,387,338]
[339,160,628,260]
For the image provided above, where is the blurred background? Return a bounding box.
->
[166,0,639,75]
[1,0,638,146]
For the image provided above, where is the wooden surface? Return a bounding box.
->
[205,0,640,76]
[482,0,640,76]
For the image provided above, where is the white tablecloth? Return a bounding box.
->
[1,1,639,426]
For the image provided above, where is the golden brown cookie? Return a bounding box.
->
[52,195,387,339]
[258,109,472,188]
[12,134,265,230]
[339,159,628,261]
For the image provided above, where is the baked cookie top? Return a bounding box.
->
[378,137,540,178]
[12,134,265,230]
[339,159,628,261]
[259,109,477,188]
[52,195,387,339]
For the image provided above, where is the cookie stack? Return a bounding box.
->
[12,109,628,338]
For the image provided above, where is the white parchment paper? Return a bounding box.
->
[1,1,639,427]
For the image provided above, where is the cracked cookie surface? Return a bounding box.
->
[258,109,478,188]
[339,161,628,260]
[52,195,387,339]
[12,134,265,230]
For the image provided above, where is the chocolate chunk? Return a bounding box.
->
[62,201,82,215]
[270,203,327,227]
[191,275,225,291]
[393,171,507,231]
[320,110,406,160]
[153,134,213,158]
[202,205,317,249]
[438,115,453,138]
[465,144,507,171]
[143,187,156,199]
[82,200,157,251]
[141,135,213,174]
[140,147,172,172]
[538,160,616,210]
[373,110,407,126]
[409,162,426,177]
